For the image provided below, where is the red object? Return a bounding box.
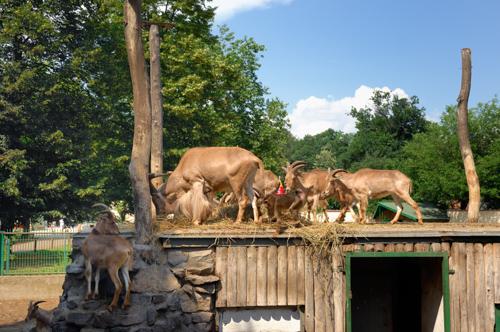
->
[276,180,286,196]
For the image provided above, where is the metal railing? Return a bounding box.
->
[0,231,73,275]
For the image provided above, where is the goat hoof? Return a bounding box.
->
[122,303,130,310]
[107,305,115,312]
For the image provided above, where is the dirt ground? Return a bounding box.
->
[0,275,64,327]
[0,299,59,327]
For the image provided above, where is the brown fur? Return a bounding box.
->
[82,205,133,311]
[151,147,263,224]
[323,168,424,224]
[264,190,306,222]
[283,161,331,223]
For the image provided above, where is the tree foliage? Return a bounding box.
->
[0,0,289,230]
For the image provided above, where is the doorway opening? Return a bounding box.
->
[346,252,450,332]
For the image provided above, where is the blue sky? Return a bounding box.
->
[212,0,500,137]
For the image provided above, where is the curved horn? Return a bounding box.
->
[92,203,111,212]
[290,160,306,168]
[291,161,307,172]
[331,169,348,178]
[33,300,46,307]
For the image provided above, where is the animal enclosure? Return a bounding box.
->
[162,223,500,332]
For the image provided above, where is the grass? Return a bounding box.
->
[3,248,71,275]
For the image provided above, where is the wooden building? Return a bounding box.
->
[160,223,500,332]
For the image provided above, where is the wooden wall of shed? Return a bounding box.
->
[214,241,500,332]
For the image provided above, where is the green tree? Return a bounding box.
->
[346,91,428,169]
[401,99,500,208]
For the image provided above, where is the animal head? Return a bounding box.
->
[320,169,349,200]
[25,300,45,322]
[282,161,307,192]
[92,204,119,235]
[149,171,179,215]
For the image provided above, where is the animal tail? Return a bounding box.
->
[409,180,413,194]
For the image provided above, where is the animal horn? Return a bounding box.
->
[290,160,307,171]
[331,169,348,178]
[92,203,111,212]
[33,300,46,307]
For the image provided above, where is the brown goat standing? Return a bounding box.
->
[283,161,331,223]
[82,205,134,311]
[323,168,424,224]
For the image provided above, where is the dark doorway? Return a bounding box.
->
[350,257,444,332]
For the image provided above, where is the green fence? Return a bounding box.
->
[0,231,73,275]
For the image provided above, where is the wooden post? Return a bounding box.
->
[457,48,480,223]
[149,24,164,190]
[124,0,153,243]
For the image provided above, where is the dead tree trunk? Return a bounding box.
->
[149,24,163,220]
[149,24,164,190]
[457,48,480,223]
[124,0,153,242]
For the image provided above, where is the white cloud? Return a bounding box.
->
[211,0,292,21]
[288,85,409,138]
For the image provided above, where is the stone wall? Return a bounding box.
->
[51,235,218,332]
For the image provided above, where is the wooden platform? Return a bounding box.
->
[157,222,500,247]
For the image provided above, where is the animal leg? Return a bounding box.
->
[251,194,260,223]
[359,198,368,224]
[235,194,249,224]
[349,205,359,223]
[335,206,347,223]
[312,195,320,223]
[107,266,122,311]
[121,267,131,309]
[389,196,403,224]
[84,259,92,300]
[399,192,424,225]
[93,268,100,299]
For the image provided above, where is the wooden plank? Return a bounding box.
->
[313,254,325,332]
[395,243,405,252]
[384,243,395,252]
[484,243,495,331]
[266,246,276,305]
[296,246,305,304]
[236,246,247,306]
[305,249,315,332]
[364,243,374,252]
[456,243,468,332]
[257,246,268,306]
[374,242,385,252]
[431,242,441,252]
[226,246,238,307]
[465,243,475,332]
[324,263,334,332]
[333,252,344,332]
[246,246,257,306]
[449,243,460,332]
[287,246,297,305]
[441,242,450,253]
[353,243,363,252]
[494,243,500,303]
[473,243,485,332]
[404,243,414,252]
[343,244,354,252]
[277,246,288,305]
[215,247,227,307]
[414,242,430,252]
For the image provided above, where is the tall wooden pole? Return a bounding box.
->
[149,24,164,191]
[457,48,480,223]
[124,0,153,242]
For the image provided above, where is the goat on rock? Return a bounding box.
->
[82,204,134,311]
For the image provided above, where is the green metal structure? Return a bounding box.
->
[0,231,73,275]
[345,251,451,332]
[372,200,449,223]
